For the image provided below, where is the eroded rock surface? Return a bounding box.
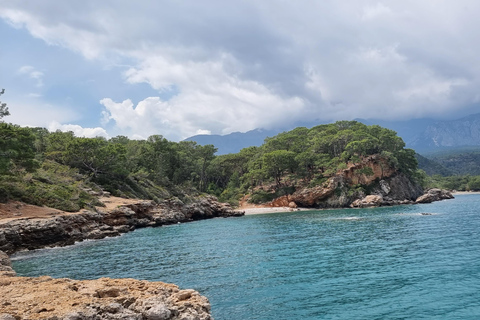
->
[0,196,243,255]
[0,269,212,320]
[275,155,427,209]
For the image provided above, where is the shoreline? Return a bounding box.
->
[452,191,480,195]
[240,206,312,215]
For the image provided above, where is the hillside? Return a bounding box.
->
[206,121,427,208]
[0,120,431,211]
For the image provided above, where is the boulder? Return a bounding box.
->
[350,195,383,208]
[416,189,454,203]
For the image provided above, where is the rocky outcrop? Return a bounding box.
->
[0,252,212,319]
[277,155,426,209]
[350,195,383,208]
[0,196,243,255]
[415,188,454,203]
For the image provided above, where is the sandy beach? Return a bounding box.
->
[239,206,312,215]
[452,191,480,195]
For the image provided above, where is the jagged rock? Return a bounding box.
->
[291,176,339,207]
[0,196,243,255]
[0,250,15,276]
[350,195,383,208]
[288,201,297,208]
[416,189,454,203]
[279,154,424,209]
[0,273,213,320]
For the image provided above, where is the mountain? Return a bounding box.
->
[408,113,480,152]
[415,153,453,176]
[421,147,480,175]
[355,118,435,148]
[185,113,480,155]
[184,128,279,155]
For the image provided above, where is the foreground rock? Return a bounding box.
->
[0,252,211,320]
[415,188,454,203]
[0,196,243,255]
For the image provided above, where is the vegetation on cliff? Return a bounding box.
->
[207,121,424,206]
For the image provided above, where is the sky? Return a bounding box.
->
[1,1,480,141]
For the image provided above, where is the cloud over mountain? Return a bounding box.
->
[2,1,480,140]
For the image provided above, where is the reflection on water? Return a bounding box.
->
[12,195,480,320]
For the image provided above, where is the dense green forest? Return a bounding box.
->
[1,94,425,210]
[415,148,480,191]
[4,87,477,210]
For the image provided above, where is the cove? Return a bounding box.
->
[12,194,480,320]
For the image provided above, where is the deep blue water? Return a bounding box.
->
[11,194,480,319]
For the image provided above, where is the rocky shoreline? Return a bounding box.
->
[1,249,212,319]
[0,195,243,255]
[0,195,243,319]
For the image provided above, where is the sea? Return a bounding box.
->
[11,194,480,320]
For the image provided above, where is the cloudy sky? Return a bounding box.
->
[1,1,480,141]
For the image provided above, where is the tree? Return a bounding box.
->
[0,89,9,120]
[63,137,127,178]
[0,124,38,174]
[262,150,297,187]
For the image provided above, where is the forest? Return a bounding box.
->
[1,94,425,210]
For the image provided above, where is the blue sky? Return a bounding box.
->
[1,1,480,141]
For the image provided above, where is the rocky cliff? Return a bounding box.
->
[0,195,243,255]
[0,251,212,320]
[268,155,427,209]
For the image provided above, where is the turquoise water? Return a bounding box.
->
[12,194,480,319]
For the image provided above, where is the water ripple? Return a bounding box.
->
[12,194,480,319]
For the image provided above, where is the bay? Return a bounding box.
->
[12,194,480,319]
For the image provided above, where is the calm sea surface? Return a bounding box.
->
[12,194,480,319]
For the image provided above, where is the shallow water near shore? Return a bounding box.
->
[12,194,480,319]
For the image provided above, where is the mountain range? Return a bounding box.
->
[185,113,480,155]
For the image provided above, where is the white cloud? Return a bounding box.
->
[6,98,79,128]
[17,65,44,87]
[196,129,212,135]
[3,0,480,138]
[362,3,392,20]
[48,121,109,138]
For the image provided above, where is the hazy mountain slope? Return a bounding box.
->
[409,113,480,152]
[422,147,480,175]
[415,153,453,176]
[184,129,279,154]
[185,113,480,155]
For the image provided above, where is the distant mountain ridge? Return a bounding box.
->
[184,129,279,154]
[409,113,480,151]
[185,113,480,155]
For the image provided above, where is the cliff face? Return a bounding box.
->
[270,155,424,208]
[0,196,243,255]
[0,252,212,320]
[410,113,480,151]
